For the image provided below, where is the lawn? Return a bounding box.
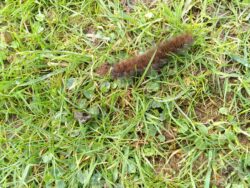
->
[0,0,250,187]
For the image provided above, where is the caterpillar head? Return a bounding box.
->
[96,63,112,76]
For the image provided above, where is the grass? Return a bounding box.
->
[0,0,250,187]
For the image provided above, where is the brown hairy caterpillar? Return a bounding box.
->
[96,33,194,78]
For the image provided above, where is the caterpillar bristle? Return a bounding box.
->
[96,33,194,78]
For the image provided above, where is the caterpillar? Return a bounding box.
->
[96,33,194,78]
